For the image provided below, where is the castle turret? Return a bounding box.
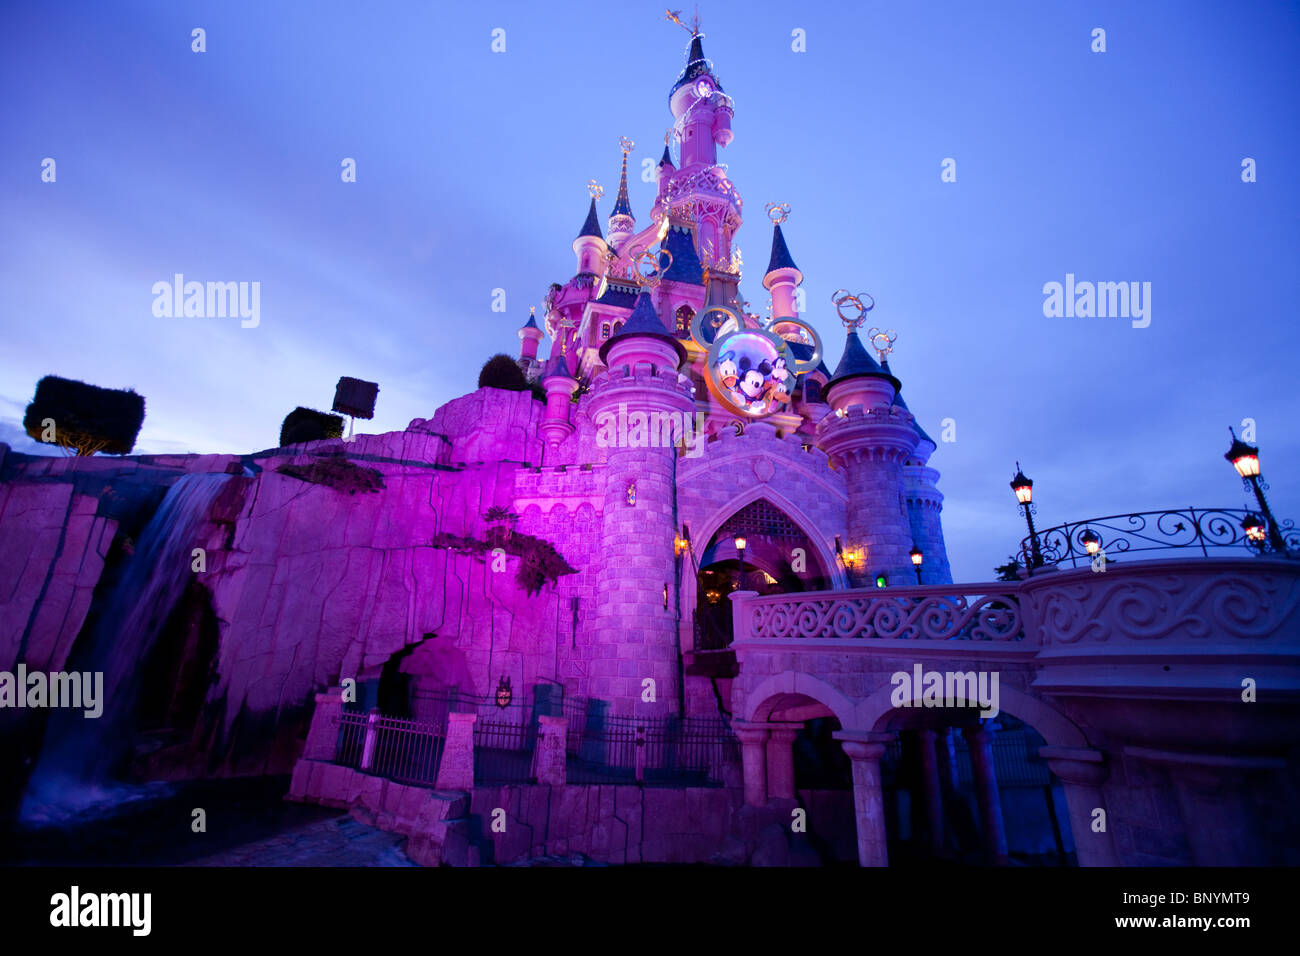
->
[573,197,608,276]
[884,359,952,584]
[586,292,695,715]
[669,33,733,166]
[815,331,918,585]
[656,143,675,200]
[538,350,580,449]
[762,222,802,319]
[518,307,544,381]
[664,32,740,270]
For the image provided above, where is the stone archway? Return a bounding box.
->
[857,680,1094,866]
[682,488,846,656]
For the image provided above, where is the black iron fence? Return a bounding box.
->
[1019,506,1299,571]
[566,712,739,786]
[334,710,447,787]
[340,686,741,788]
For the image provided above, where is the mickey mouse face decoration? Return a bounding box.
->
[688,303,823,418]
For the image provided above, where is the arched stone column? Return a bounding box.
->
[765,722,802,801]
[964,722,1008,865]
[1040,745,1118,866]
[917,728,946,854]
[833,730,897,867]
[733,721,771,806]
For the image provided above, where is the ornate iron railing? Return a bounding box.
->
[739,586,1026,642]
[334,710,446,787]
[1018,507,1300,571]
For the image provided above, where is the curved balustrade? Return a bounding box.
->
[1019,507,1299,571]
[738,584,1026,643]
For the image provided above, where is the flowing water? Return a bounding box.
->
[20,473,232,823]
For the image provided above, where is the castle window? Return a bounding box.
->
[613,321,624,334]
[601,322,611,338]
[675,305,695,339]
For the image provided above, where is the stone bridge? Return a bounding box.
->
[728,557,1300,866]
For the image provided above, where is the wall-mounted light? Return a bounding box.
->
[663,583,669,609]
[909,545,923,584]
[674,524,692,557]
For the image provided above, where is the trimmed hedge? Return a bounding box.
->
[332,376,379,419]
[478,354,528,391]
[23,375,145,456]
[280,407,344,446]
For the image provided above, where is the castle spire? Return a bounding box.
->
[576,197,603,241]
[762,205,802,318]
[608,138,637,250]
[573,184,608,275]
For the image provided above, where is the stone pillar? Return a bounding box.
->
[1040,746,1119,867]
[733,721,771,807]
[435,712,477,791]
[302,688,344,761]
[917,728,945,855]
[765,723,801,801]
[834,731,896,867]
[360,707,380,771]
[935,727,960,792]
[533,715,569,787]
[964,722,1009,864]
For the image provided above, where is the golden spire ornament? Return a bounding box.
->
[587,179,604,200]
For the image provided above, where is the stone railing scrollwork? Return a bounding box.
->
[735,584,1027,644]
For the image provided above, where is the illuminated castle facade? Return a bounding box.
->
[510,30,952,718]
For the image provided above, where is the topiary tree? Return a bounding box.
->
[477,354,528,391]
[279,407,344,446]
[23,375,145,456]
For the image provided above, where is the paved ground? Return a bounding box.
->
[187,814,417,866]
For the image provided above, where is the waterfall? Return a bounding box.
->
[20,473,232,823]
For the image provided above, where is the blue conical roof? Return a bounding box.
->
[544,349,573,380]
[577,198,603,240]
[765,223,799,275]
[659,144,674,167]
[826,332,901,393]
[597,292,686,365]
[671,33,724,96]
[521,311,539,330]
[658,223,704,284]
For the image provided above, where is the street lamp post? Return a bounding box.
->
[1010,462,1045,575]
[910,545,923,584]
[1225,428,1289,554]
[734,535,748,590]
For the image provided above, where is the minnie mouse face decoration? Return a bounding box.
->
[689,304,823,418]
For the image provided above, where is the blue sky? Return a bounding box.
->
[2,0,1297,581]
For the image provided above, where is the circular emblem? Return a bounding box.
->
[705,327,795,417]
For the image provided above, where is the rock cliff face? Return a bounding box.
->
[1,387,603,814]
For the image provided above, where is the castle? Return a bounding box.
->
[3,23,1296,870]
[505,27,951,719]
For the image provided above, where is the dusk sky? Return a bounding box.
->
[3,0,1297,582]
